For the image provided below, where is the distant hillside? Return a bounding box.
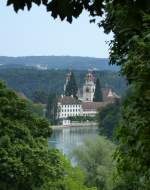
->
[0,68,126,100]
[0,56,119,71]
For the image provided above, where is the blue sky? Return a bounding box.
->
[0,1,113,58]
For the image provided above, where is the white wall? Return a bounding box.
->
[58,104,82,118]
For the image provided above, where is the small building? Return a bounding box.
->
[62,119,71,126]
[81,101,109,116]
[102,88,120,103]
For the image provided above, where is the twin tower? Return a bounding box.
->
[64,70,96,102]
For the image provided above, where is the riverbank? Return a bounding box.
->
[52,122,98,129]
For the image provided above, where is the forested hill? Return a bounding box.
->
[0,56,119,71]
[0,68,126,101]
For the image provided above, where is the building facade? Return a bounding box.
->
[57,95,82,119]
[82,71,95,102]
[57,70,120,125]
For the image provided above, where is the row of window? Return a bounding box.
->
[61,109,80,112]
[62,105,81,108]
[60,113,79,117]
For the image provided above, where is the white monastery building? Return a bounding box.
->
[57,70,120,125]
[58,95,82,119]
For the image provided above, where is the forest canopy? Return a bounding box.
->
[0,68,126,100]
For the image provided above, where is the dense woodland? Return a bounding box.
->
[0,56,118,71]
[0,68,126,101]
[0,81,96,190]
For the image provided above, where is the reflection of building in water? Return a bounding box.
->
[49,127,98,155]
[57,70,120,125]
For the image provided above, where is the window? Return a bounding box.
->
[86,87,89,92]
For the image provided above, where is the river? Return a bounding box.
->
[48,126,99,158]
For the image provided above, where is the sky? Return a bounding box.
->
[0,1,113,58]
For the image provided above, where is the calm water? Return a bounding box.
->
[48,126,98,157]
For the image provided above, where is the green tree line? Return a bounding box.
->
[0,68,126,101]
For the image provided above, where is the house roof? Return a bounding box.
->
[82,101,109,111]
[58,96,81,105]
[102,88,120,101]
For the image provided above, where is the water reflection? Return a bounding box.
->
[48,126,98,157]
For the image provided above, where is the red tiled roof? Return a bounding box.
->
[82,101,109,111]
[58,96,81,105]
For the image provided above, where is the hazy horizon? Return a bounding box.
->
[0,55,109,59]
[0,1,113,58]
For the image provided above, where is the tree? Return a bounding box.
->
[72,136,116,190]
[0,81,96,190]
[6,0,104,23]
[26,100,45,117]
[97,101,120,139]
[65,72,78,98]
[0,81,65,190]
[32,90,48,104]
[46,93,58,125]
[93,78,103,102]
[102,2,150,189]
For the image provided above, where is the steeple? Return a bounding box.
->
[85,69,94,83]
[107,89,113,97]
[82,70,95,102]
[64,71,72,92]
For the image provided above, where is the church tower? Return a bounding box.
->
[64,71,72,92]
[83,70,95,102]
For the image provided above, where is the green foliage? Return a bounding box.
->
[0,69,126,99]
[102,1,150,189]
[69,115,96,122]
[65,72,78,98]
[26,100,45,117]
[0,56,118,71]
[7,0,104,23]
[53,161,97,190]
[0,81,65,190]
[93,78,103,102]
[72,136,116,190]
[46,93,58,125]
[0,80,96,190]
[32,90,48,104]
[97,101,120,139]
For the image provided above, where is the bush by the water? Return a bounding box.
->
[72,136,116,190]
[69,115,96,122]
